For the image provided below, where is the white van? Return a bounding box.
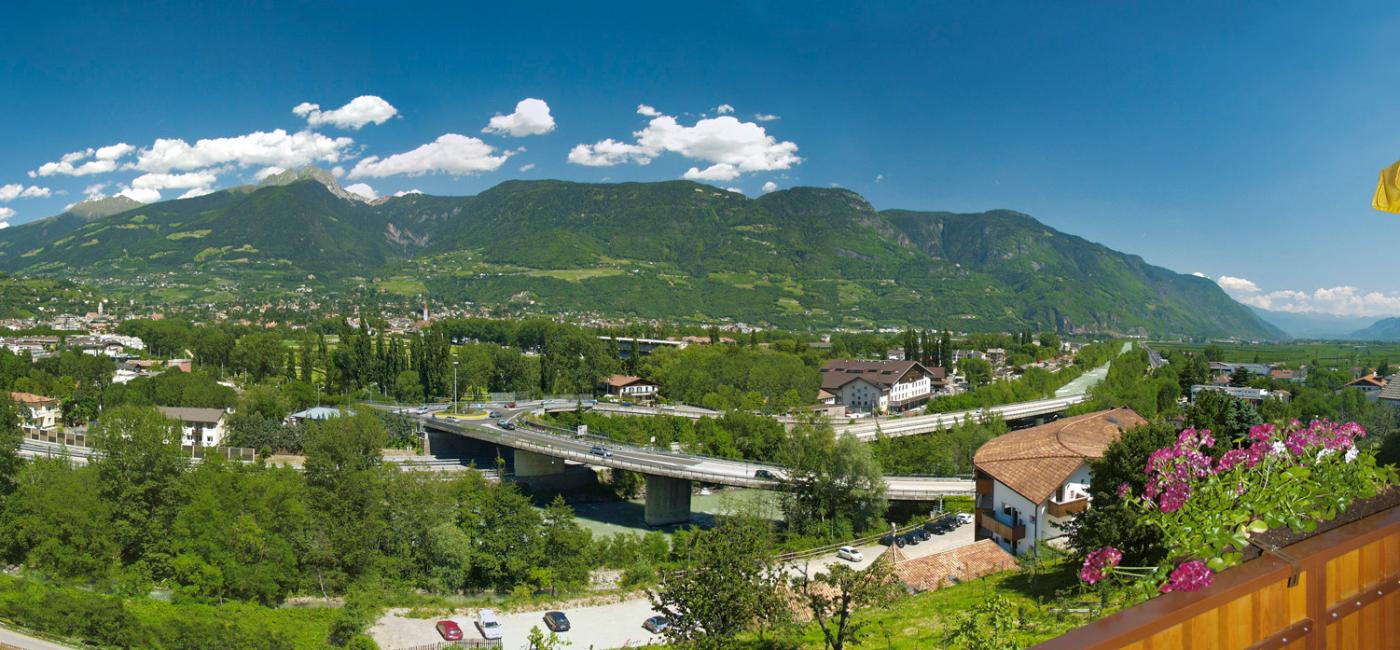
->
[476,608,503,640]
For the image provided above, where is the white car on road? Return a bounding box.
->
[836,546,864,562]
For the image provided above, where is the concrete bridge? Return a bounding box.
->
[420,415,974,526]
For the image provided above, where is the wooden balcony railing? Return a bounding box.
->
[977,508,1025,541]
[1033,502,1400,649]
[1047,497,1089,518]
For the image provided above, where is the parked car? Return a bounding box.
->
[878,534,897,546]
[836,545,864,562]
[903,534,921,546]
[505,401,517,408]
[590,445,613,458]
[476,609,503,640]
[958,512,974,525]
[643,615,670,633]
[754,469,779,480]
[543,611,571,632]
[435,620,463,641]
[488,410,501,418]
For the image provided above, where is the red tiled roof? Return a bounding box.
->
[604,375,655,388]
[973,407,1146,504]
[894,539,1019,593]
[9,391,56,406]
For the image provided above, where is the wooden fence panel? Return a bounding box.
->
[1033,505,1400,649]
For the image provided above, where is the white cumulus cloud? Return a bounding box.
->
[683,164,741,182]
[0,184,52,201]
[179,187,215,199]
[0,207,13,220]
[117,187,162,204]
[1191,271,1208,278]
[83,183,109,200]
[519,163,536,172]
[343,183,378,201]
[482,98,556,137]
[636,104,661,117]
[1216,275,1261,293]
[1214,275,1400,317]
[568,108,802,179]
[714,104,735,114]
[30,143,134,177]
[130,171,220,191]
[348,133,512,178]
[134,129,355,173]
[253,166,286,181]
[762,181,778,193]
[293,95,398,130]
[754,113,780,122]
[392,189,423,197]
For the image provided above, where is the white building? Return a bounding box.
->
[819,360,944,414]
[602,375,659,401]
[972,407,1146,556]
[156,406,228,447]
[9,392,59,436]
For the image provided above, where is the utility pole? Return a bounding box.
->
[453,360,459,414]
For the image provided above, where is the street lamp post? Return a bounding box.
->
[453,361,459,414]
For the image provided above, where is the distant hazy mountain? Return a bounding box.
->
[1348,317,1400,341]
[1250,307,1379,340]
[0,168,1282,338]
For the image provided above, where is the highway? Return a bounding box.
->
[421,413,974,501]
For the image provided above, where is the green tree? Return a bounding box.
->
[945,593,1022,650]
[778,416,887,539]
[90,405,188,571]
[958,357,993,388]
[302,412,387,589]
[232,333,287,383]
[540,496,592,594]
[792,558,900,650]
[647,517,783,650]
[0,458,117,581]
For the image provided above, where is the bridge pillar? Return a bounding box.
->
[644,475,692,526]
[514,449,566,477]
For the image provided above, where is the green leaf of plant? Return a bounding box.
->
[1247,520,1268,534]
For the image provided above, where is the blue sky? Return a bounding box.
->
[2,2,1400,316]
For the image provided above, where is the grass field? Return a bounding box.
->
[1150,340,1400,368]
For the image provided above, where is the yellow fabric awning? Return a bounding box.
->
[1375,159,1400,214]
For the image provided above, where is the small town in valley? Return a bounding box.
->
[0,3,1398,649]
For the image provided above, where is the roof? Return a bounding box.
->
[1346,375,1386,389]
[894,539,1018,593]
[8,391,56,405]
[819,359,941,391]
[156,406,226,424]
[973,407,1146,504]
[1378,379,1400,402]
[604,374,656,388]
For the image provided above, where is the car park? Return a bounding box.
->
[643,615,670,633]
[476,609,503,640]
[836,545,864,562]
[543,611,571,632]
[435,620,463,641]
[590,445,613,458]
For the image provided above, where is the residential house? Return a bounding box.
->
[9,392,59,437]
[602,375,659,401]
[1343,375,1386,400]
[1376,380,1400,409]
[972,407,1147,556]
[819,359,944,414]
[1270,367,1307,383]
[1190,384,1290,405]
[985,348,1007,367]
[156,406,228,447]
[1208,362,1273,386]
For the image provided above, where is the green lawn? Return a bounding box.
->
[1150,340,1400,368]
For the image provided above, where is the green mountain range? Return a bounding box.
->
[0,169,1281,338]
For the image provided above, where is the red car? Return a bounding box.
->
[435,620,463,641]
[506,401,517,408]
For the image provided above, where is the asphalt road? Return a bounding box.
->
[0,625,75,650]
